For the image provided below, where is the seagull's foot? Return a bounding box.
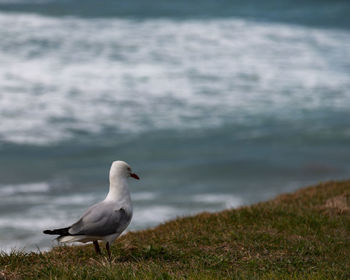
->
[93,240,101,255]
[106,242,112,264]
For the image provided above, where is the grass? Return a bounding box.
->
[1,180,350,279]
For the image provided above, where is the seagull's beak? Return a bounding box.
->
[130,173,140,180]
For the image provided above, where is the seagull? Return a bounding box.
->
[43,160,139,259]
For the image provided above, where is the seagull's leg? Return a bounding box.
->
[93,240,101,255]
[106,242,111,262]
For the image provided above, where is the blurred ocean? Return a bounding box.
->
[0,0,350,252]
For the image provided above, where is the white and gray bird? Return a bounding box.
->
[43,160,139,259]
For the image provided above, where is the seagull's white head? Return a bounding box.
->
[109,160,140,182]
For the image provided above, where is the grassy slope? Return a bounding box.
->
[1,180,350,279]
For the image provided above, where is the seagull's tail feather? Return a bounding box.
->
[57,235,89,243]
[43,227,95,243]
[43,227,70,236]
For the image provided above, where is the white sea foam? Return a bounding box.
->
[51,194,97,206]
[0,13,349,145]
[0,215,58,229]
[0,182,50,196]
[132,205,185,228]
[132,192,157,201]
[193,194,243,209]
[0,183,97,205]
[1,194,50,204]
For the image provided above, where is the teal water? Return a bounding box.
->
[0,1,350,252]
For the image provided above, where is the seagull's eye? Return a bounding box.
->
[127,167,131,172]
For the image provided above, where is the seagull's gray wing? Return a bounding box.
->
[68,202,131,236]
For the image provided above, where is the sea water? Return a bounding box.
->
[0,0,350,252]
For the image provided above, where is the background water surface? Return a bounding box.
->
[0,0,350,252]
